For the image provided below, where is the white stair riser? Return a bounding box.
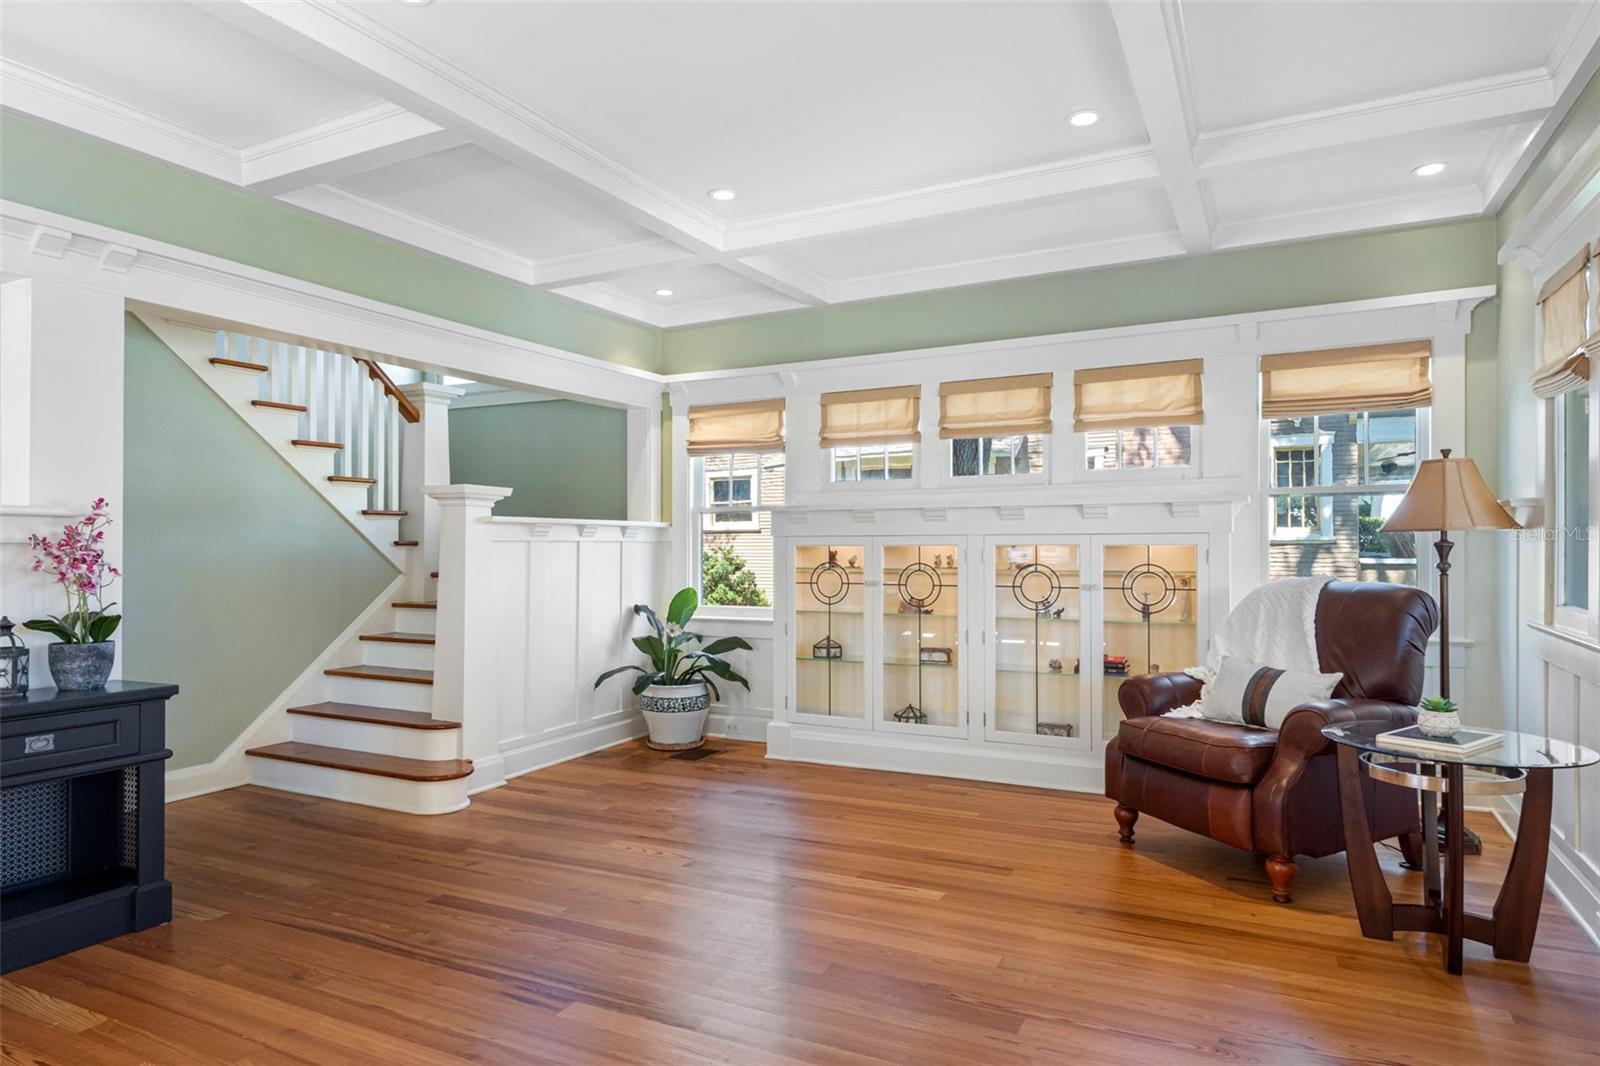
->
[325,482,375,511]
[392,608,438,635]
[248,758,468,815]
[207,367,270,407]
[359,640,435,670]
[289,715,460,760]
[324,675,434,712]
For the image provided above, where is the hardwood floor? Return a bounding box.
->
[3,741,1596,1065]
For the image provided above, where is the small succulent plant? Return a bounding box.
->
[1419,696,1459,713]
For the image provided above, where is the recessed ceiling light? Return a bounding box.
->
[399,0,432,5]
[1412,162,1447,177]
[1067,109,1101,127]
[654,288,675,297]
[707,188,738,202]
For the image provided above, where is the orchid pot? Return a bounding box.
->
[595,587,751,752]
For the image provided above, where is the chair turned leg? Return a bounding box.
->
[1398,829,1425,871]
[1114,805,1139,844]
[1266,855,1297,904]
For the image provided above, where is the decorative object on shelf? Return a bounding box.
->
[24,498,122,692]
[1036,722,1074,737]
[932,553,943,568]
[594,587,752,751]
[1047,658,1063,673]
[919,646,953,665]
[812,635,843,659]
[846,554,858,568]
[828,548,839,565]
[1381,449,1518,705]
[1103,655,1130,675]
[0,618,28,698]
[894,703,927,724]
[1415,696,1463,738]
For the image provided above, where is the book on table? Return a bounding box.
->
[1375,725,1503,757]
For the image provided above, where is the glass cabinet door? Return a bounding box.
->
[793,544,867,720]
[990,543,1089,745]
[880,543,962,732]
[1099,542,1201,743]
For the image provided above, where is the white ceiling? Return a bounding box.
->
[2,0,1595,329]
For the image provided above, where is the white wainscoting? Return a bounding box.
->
[1500,622,1600,945]
[696,615,777,742]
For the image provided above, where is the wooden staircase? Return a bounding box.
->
[245,570,464,814]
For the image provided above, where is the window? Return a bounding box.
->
[832,442,914,482]
[696,451,785,608]
[1085,426,1192,471]
[1556,384,1591,614]
[951,434,1045,477]
[1266,407,1422,584]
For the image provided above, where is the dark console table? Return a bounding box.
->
[1,681,177,973]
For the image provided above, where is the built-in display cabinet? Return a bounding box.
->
[774,509,1215,792]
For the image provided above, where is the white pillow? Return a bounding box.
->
[1200,654,1343,731]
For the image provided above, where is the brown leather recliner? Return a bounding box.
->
[1105,581,1438,903]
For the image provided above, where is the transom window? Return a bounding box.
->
[1085,426,1192,471]
[951,434,1045,478]
[1266,407,1422,585]
[832,442,914,482]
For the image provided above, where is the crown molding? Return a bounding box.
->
[239,101,461,193]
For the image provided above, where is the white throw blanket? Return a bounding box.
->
[1166,576,1329,718]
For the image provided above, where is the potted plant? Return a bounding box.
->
[595,587,752,750]
[24,498,122,691]
[1416,695,1462,738]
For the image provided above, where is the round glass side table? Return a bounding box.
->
[1322,721,1598,975]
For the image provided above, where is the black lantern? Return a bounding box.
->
[0,616,29,698]
[812,635,842,660]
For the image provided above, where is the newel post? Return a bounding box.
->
[400,383,464,599]
[426,484,512,792]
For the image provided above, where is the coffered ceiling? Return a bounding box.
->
[2,1,1595,328]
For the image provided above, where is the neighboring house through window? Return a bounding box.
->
[1085,426,1193,471]
[695,451,786,608]
[951,434,1045,477]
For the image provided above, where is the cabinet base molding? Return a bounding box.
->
[765,721,1105,793]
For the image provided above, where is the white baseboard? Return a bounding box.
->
[765,721,1104,793]
[706,709,773,742]
[499,712,648,783]
[1488,796,1600,950]
[165,575,404,803]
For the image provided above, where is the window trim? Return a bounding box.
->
[692,450,783,615]
[1549,378,1595,636]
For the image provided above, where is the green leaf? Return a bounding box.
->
[701,656,751,691]
[87,614,121,643]
[22,618,76,643]
[632,603,664,640]
[698,636,752,657]
[666,586,699,627]
[631,672,656,696]
[632,634,666,669]
[594,664,646,690]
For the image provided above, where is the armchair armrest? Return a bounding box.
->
[1275,698,1419,763]
[1118,672,1204,719]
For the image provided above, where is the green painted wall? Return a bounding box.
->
[122,314,398,769]
[0,111,659,370]
[660,219,1499,372]
[449,399,628,520]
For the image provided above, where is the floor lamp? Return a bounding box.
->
[1381,448,1520,854]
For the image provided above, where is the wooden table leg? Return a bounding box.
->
[1444,763,1466,975]
[1491,767,1553,962]
[1336,744,1393,940]
[1421,789,1442,907]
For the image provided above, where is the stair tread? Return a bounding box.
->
[359,631,435,646]
[392,601,436,609]
[246,742,471,781]
[394,540,419,547]
[324,664,433,685]
[287,702,456,730]
[362,509,407,517]
[291,439,343,450]
[210,357,269,373]
[430,571,439,579]
[252,400,307,413]
[329,475,377,485]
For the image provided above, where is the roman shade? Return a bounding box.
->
[1530,247,1592,399]
[1260,342,1431,418]
[938,374,1053,440]
[1072,359,1204,433]
[819,385,921,447]
[686,399,785,455]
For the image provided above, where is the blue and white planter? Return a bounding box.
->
[640,682,710,750]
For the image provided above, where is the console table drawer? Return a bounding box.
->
[0,705,140,774]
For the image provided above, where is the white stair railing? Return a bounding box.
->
[214,331,416,512]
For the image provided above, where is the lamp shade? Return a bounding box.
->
[1381,449,1520,533]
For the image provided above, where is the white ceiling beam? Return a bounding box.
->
[721,254,832,305]
[527,240,699,289]
[1194,69,1555,175]
[0,60,241,184]
[719,148,1161,252]
[1212,186,1484,252]
[241,102,464,194]
[1106,1,1213,253]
